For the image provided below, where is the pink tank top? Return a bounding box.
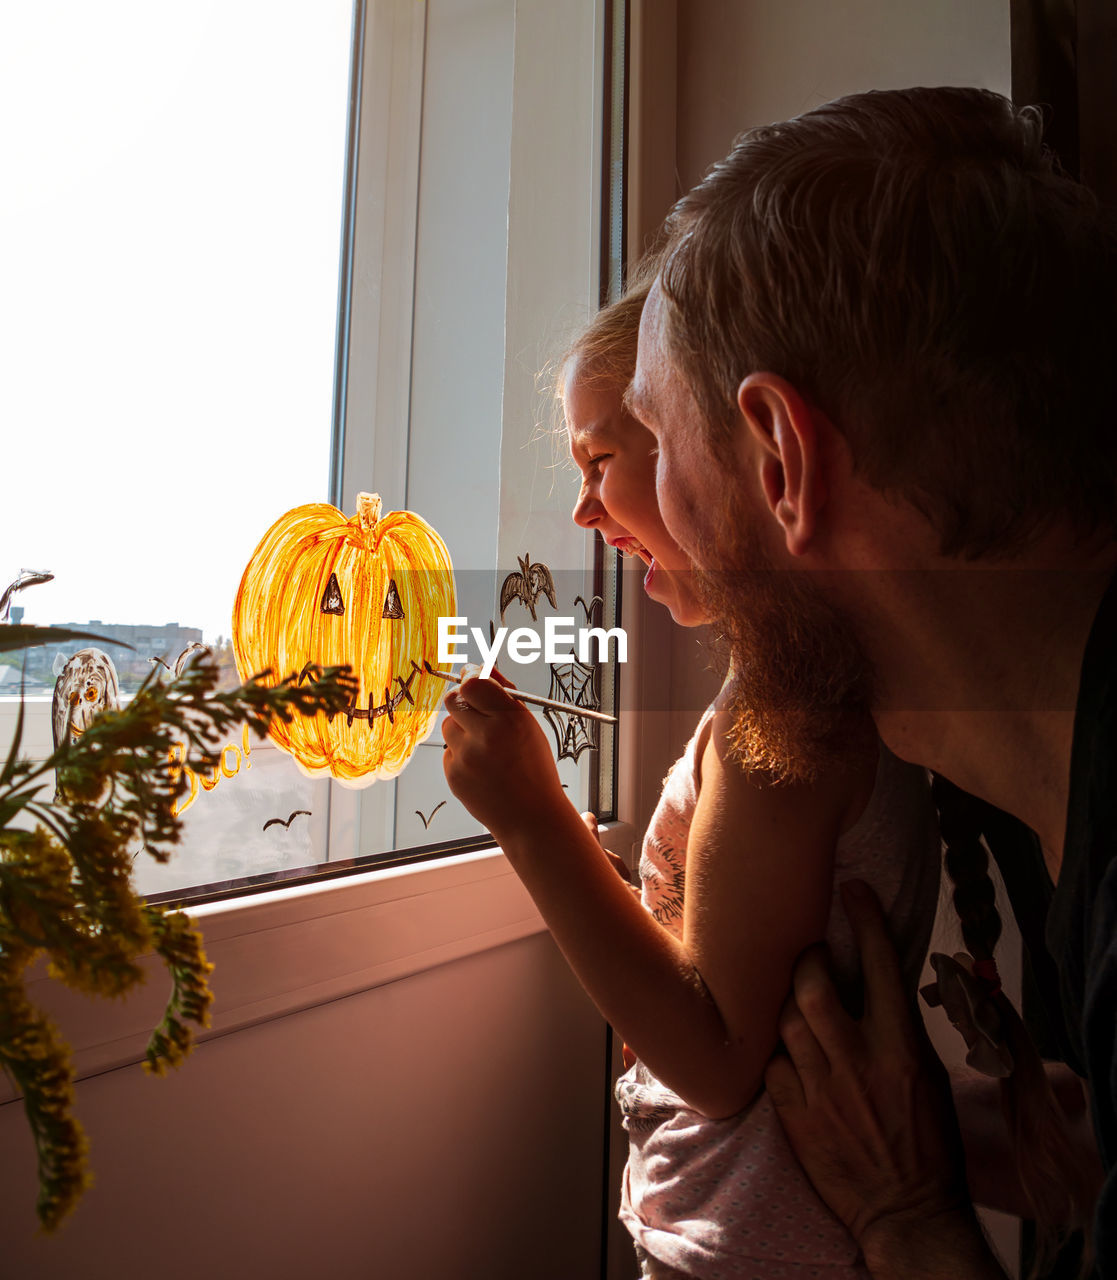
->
[617,706,940,1278]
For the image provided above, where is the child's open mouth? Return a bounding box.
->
[612,536,652,566]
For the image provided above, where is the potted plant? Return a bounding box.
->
[0,624,354,1231]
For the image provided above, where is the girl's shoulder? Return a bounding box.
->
[690,699,719,784]
[700,688,880,837]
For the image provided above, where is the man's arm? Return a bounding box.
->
[763,879,1008,1280]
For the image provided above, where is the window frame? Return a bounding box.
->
[316,0,629,887]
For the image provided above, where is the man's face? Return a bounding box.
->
[629,282,725,570]
[631,278,874,780]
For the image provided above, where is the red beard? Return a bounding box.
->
[692,505,875,782]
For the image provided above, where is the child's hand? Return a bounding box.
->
[441,673,569,841]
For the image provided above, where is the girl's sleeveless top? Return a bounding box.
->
[616,706,941,1279]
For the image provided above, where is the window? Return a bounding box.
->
[1,0,622,902]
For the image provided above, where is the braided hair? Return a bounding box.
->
[933,775,1094,1277]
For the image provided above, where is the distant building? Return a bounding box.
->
[1,619,207,695]
[53,620,205,671]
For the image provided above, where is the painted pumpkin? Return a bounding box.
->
[231,492,456,786]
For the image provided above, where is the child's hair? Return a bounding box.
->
[554,260,659,404]
[932,774,1095,1277]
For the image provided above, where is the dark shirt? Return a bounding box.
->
[1047,571,1117,1273]
[968,572,1117,1274]
[939,575,1117,1273]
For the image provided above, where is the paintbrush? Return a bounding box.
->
[423,661,617,725]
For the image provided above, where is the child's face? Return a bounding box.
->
[565,361,706,627]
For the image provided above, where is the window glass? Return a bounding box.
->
[1,0,618,901]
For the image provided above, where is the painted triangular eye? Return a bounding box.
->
[382,578,404,619]
[320,572,345,615]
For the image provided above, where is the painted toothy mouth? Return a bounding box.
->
[65,709,108,740]
[297,659,424,726]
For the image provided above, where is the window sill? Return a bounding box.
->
[0,821,637,1102]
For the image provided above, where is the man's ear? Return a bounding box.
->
[736,372,825,556]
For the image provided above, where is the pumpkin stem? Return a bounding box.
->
[356,492,382,531]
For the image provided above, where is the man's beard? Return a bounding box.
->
[693,511,875,783]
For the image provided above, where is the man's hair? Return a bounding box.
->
[659,86,1117,557]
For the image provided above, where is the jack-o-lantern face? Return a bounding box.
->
[52,648,121,749]
[231,492,456,786]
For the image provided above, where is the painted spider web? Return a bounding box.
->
[543,659,601,761]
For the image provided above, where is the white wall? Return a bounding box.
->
[675,0,1011,191]
[0,931,607,1280]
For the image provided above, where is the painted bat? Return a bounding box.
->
[499,554,557,622]
[0,568,54,624]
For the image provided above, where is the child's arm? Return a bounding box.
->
[442,674,871,1118]
[679,698,874,1115]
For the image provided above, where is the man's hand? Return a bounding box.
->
[764,880,1006,1279]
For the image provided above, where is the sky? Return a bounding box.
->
[0,1,353,642]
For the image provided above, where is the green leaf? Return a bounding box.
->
[0,786,45,827]
[0,625,134,656]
